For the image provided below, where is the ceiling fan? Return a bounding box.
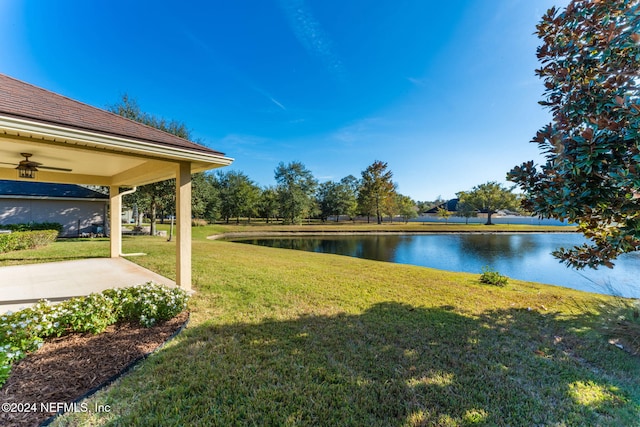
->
[0,153,72,178]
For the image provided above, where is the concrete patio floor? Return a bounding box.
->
[0,258,176,313]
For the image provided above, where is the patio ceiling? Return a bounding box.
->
[0,122,232,187]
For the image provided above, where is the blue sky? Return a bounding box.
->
[0,0,568,201]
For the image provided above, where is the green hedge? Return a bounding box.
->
[0,222,63,233]
[0,230,59,253]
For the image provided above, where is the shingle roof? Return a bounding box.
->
[424,199,459,213]
[0,73,224,156]
[0,180,108,199]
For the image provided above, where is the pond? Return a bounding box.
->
[233,233,640,298]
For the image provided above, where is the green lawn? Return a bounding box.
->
[3,223,638,426]
[194,221,577,236]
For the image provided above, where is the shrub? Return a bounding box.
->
[0,230,59,253]
[103,283,190,327]
[0,283,189,386]
[0,222,63,233]
[480,266,508,287]
[55,293,118,334]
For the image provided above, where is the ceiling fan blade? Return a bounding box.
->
[0,162,17,166]
[38,165,73,172]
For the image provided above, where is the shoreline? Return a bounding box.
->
[208,229,579,240]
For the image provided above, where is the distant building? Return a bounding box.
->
[0,180,108,237]
[424,198,459,214]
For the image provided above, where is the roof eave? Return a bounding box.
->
[0,195,108,202]
[0,115,234,167]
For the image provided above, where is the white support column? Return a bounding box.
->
[109,186,122,258]
[176,162,192,291]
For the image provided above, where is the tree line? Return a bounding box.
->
[108,96,520,233]
[122,158,521,232]
[125,159,421,229]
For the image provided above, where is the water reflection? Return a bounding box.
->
[457,234,540,262]
[234,234,640,298]
[253,236,407,263]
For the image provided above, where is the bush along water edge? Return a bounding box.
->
[479,266,509,287]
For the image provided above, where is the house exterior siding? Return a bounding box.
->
[0,198,107,237]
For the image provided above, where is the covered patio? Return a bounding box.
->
[0,73,233,309]
[0,258,176,313]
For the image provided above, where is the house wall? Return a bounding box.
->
[0,199,107,237]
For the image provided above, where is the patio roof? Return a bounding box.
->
[0,73,233,186]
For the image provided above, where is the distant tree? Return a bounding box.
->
[216,171,260,224]
[383,191,400,222]
[109,95,194,236]
[340,174,360,194]
[357,191,376,223]
[306,199,321,224]
[456,201,477,225]
[358,161,396,224]
[437,207,451,224]
[508,0,640,269]
[317,178,359,222]
[257,186,280,223]
[397,194,418,223]
[457,182,518,225]
[109,94,191,138]
[339,175,360,221]
[244,186,261,223]
[133,180,175,235]
[415,201,431,215]
[317,181,337,222]
[192,172,219,222]
[274,161,318,224]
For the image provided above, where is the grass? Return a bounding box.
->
[1,223,638,426]
[195,220,577,236]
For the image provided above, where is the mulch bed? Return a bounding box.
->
[0,311,189,427]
